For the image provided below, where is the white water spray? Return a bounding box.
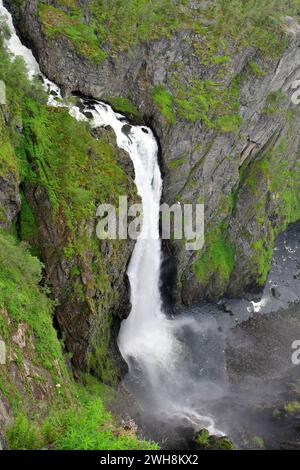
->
[0,1,221,438]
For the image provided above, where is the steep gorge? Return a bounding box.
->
[0,0,156,450]
[1,0,300,451]
[5,0,300,306]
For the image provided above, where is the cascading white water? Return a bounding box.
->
[89,104,178,378]
[0,0,222,438]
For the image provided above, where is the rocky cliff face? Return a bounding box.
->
[7,0,300,306]
[0,21,139,386]
[23,129,138,384]
[0,107,21,228]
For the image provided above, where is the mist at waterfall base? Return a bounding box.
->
[119,222,300,449]
[2,0,300,449]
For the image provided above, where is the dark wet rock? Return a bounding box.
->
[271,286,280,299]
[83,110,93,119]
[0,173,21,229]
[121,124,132,139]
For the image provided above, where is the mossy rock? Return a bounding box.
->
[195,429,235,450]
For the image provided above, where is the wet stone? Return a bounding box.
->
[0,341,6,365]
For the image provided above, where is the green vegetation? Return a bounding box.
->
[0,27,157,450]
[263,90,287,115]
[38,4,106,63]
[241,134,300,285]
[104,96,142,122]
[171,75,241,131]
[5,68,138,382]
[169,155,186,169]
[251,233,275,285]
[38,1,300,59]
[148,0,300,127]
[206,0,293,56]
[151,72,241,130]
[19,193,39,255]
[0,111,18,179]
[5,414,44,450]
[253,435,265,449]
[0,230,66,378]
[38,0,190,61]
[19,1,300,130]
[196,428,210,447]
[151,85,176,125]
[196,429,235,450]
[0,228,72,416]
[17,98,131,216]
[248,60,265,77]
[194,226,235,292]
[284,401,300,414]
[6,379,158,450]
[88,0,190,53]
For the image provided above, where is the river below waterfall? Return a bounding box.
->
[2,0,300,450]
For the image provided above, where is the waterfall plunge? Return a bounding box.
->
[0,0,221,438]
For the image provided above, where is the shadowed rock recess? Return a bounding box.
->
[1,0,300,451]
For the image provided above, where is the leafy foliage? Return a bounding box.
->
[171,75,241,131]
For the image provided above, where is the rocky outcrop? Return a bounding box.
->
[23,127,138,384]
[195,429,235,450]
[0,107,21,229]
[0,173,21,228]
[0,11,139,383]
[5,1,300,306]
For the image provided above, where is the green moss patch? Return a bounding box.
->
[196,429,235,450]
[169,155,187,169]
[284,401,300,415]
[151,85,176,125]
[194,227,235,292]
[239,130,300,286]
[38,4,106,64]
[104,96,142,122]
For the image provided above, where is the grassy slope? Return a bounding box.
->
[0,231,157,450]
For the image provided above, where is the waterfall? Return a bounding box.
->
[0,0,221,440]
[89,106,176,373]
